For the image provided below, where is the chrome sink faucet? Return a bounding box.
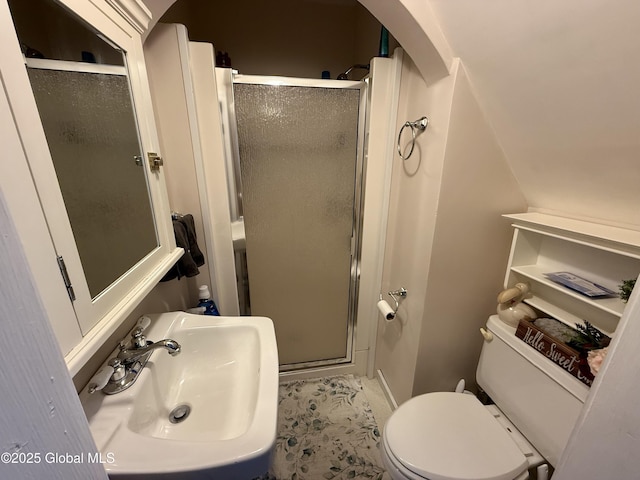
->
[117,333,181,363]
[87,317,181,395]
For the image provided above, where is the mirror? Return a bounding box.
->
[8,0,158,299]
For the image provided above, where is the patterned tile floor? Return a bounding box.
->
[268,375,392,480]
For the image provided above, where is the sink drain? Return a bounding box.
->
[169,404,191,424]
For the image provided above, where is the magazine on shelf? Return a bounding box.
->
[543,271,615,298]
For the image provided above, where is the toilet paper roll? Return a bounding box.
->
[377,299,395,321]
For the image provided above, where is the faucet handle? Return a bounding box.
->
[88,364,115,394]
[108,358,126,382]
[129,316,151,348]
[136,315,151,331]
[130,327,147,349]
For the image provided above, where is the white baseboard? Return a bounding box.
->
[376,368,399,410]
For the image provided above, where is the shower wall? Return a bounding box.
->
[144,23,403,379]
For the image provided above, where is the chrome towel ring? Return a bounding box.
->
[397,116,429,160]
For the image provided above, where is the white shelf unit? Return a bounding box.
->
[503,213,640,336]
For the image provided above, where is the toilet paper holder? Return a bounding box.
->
[380,287,408,315]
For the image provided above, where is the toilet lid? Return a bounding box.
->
[385,392,528,480]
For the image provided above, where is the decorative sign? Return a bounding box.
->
[516,319,595,387]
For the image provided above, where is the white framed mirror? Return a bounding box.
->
[22,52,159,300]
[2,0,181,372]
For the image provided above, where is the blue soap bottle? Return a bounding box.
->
[198,285,220,316]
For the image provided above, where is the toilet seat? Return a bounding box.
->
[382,433,428,480]
[384,392,528,480]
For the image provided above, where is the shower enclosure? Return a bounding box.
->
[219,73,366,369]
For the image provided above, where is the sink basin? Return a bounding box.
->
[80,312,279,479]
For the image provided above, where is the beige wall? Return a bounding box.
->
[7,0,123,65]
[159,0,394,79]
[412,64,527,395]
[375,55,456,405]
[144,23,213,309]
[376,55,527,405]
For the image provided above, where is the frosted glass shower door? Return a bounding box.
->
[234,81,362,367]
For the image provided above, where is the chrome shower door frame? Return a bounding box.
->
[229,74,367,372]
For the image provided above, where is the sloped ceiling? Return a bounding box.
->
[427,0,640,227]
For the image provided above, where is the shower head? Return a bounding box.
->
[337,64,370,80]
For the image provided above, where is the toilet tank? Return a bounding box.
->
[476,315,589,468]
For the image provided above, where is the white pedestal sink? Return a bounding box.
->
[80,312,279,479]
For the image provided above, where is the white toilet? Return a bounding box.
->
[381,315,587,480]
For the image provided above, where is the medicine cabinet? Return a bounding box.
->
[1,0,181,374]
[503,212,640,336]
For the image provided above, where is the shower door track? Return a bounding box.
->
[229,74,368,372]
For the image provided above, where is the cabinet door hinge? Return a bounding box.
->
[56,256,76,302]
